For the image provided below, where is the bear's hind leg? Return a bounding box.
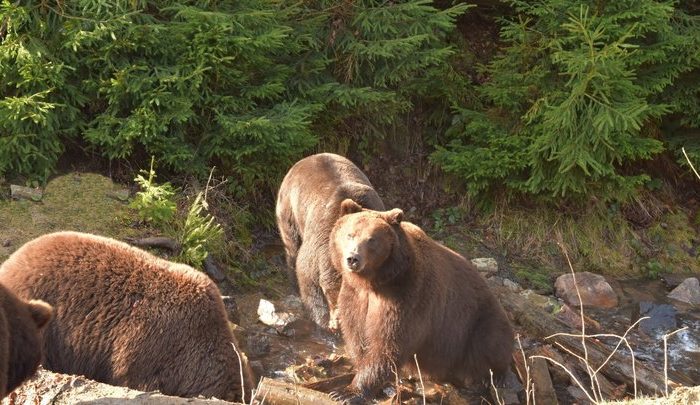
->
[295,251,330,328]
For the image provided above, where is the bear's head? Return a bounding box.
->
[0,285,53,396]
[332,199,406,283]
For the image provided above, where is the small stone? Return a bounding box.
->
[257,299,297,327]
[2,239,10,247]
[10,184,43,201]
[554,272,618,308]
[667,278,700,307]
[106,189,130,201]
[471,257,498,274]
[503,279,522,293]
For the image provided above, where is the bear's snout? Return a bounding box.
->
[346,254,361,271]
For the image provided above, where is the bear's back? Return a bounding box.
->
[0,232,246,401]
[278,153,383,236]
[0,231,213,307]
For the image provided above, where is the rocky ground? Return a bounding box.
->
[1,172,699,404]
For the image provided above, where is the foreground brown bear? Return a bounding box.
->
[0,232,252,402]
[0,283,52,399]
[276,153,384,328]
[330,200,514,402]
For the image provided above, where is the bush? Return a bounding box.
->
[0,0,467,199]
[433,0,700,202]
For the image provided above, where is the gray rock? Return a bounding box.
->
[106,189,131,201]
[637,301,677,335]
[10,184,43,201]
[554,272,618,308]
[257,299,298,328]
[471,257,498,274]
[667,277,700,307]
[221,295,239,324]
[503,278,522,293]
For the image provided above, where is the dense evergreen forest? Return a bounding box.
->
[1,0,699,278]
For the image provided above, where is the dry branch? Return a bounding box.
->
[491,282,694,395]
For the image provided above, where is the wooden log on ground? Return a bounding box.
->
[254,377,340,405]
[491,282,695,395]
[301,373,355,393]
[530,357,558,405]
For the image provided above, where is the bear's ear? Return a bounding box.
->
[383,208,404,225]
[339,199,363,216]
[27,300,53,329]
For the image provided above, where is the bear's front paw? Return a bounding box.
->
[329,388,367,405]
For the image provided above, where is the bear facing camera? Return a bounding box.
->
[0,282,53,399]
[0,231,253,402]
[330,199,514,402]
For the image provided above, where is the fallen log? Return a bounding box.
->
[491,282,694,396]
[530,357,558,405]
[254,377,340,405]
[301,373,355,393]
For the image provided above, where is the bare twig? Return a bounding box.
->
[231,342,247,404]
[663,326,689,397]
[516,334,532,405]
[489,369,505,405]
[682,147,700,180]
[547,315,649,398]
[414,354,426,405]
[531,355,597,403]
[204,166,216,205]
[557,239,600,401]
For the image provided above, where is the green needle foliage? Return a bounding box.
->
[130,157,177,225]
[177,191,223,268]
[433,0,700,202]
[0,0,467,200]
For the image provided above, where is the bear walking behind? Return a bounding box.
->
[0,231,252,402]
[276,153,384,328]
[330,199,514,401]
[0,282,52,399]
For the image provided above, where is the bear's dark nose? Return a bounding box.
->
[346,255,360,270]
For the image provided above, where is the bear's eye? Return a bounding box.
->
[368,236,375,243]
[346,233,353,240]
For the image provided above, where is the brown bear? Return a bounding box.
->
[0,231,253,402]
[329,199,514,402]
[0,282,52,399]
[276,153,384,329]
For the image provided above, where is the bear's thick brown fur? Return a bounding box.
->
[0,283,52,399]
[0,231,253,402]
[330,199,514,401]
[276,153,384,328]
